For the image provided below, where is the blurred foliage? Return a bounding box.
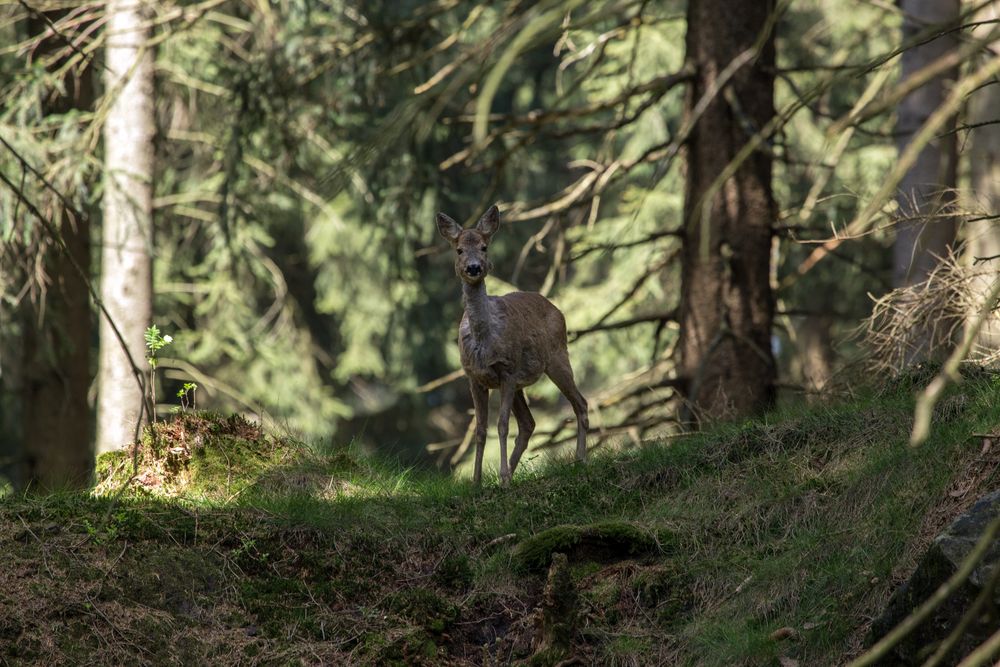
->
[0,0,923,471]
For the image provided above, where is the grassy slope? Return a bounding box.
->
[4,371,1000,666]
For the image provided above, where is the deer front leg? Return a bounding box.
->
[497,380,516,487]
[469,379,489,486]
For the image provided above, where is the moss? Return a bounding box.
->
[606,634,653,660]
[586,576,623,624]
[92,412,326,500]
[388,587,458,634]
[239,577,317,638]
[433,553,474,591]
[515,521,659,571]
[94,449,130,484]
[526,645,569,667]
[363,628,439,666]
[631,562,691,622]
[533,552,577,662]
[8,374,1000,665]
[117,548,219,617]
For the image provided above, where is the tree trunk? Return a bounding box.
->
[892,0,959,289]
[965,2,1000,350]
[18,13,95,491]
[96,0,155,454]
[677,0,778,423]
[797,315,835,393]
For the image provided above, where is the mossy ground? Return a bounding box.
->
[4,369,1000,664]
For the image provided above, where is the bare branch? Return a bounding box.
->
[570,309,678,341]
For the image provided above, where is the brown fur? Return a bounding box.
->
[437,205,589,486]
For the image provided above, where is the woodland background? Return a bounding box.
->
[1,0,999,491]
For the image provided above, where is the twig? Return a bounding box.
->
[956,628,1000,667]
[0,154,150,421]
[590,250,678,328]
[416,368,465,393]
[570,309,678,341]
[797,47,1000,279]
[911,274,1000,446]
[922,540,1000,665]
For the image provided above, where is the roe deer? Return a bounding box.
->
[437,204,589,487]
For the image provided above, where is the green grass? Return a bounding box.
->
[4,370,1000,664]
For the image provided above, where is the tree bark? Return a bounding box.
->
[96,0,155,454]
[965,2,1000,350]
[892,0,959,289]
[677,0,778,423]
[18,13,96,491]
[797,314,835,393]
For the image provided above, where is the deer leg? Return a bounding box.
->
[509,390,535,477]
[469,379,489,486]
[546,354,590,463]
[497,381,516,487]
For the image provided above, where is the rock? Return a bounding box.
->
[869,490,1000,665]
[514,522,659,571]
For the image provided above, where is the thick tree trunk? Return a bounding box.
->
[965,2,1000,350]
[96,0,155,454]
[892,0,959,289]
[677,0,777,423]
[21,213,94,490]
[19,13,95,490]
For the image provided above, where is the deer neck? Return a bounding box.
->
[462,281,494,342]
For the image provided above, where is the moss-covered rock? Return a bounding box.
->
[93,413,327,500]
[515,521,660,571]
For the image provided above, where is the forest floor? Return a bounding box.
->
[4,367,1000,666]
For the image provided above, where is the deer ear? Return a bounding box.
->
[436,212,462,243]
[476,205,500,239]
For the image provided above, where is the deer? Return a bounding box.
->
[436,204,589,487]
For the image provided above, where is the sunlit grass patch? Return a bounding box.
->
[7,372,1000,664]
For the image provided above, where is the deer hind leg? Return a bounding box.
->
[497,380,516,487]
[509,389,535,477]
[546,354,589,462]
[469,379,489,486]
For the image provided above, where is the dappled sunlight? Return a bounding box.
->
[7,374,1000,663]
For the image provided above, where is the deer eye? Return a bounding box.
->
[481,246,487,252]
[456,248,463,255]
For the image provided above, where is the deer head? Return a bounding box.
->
[436,205,501,285]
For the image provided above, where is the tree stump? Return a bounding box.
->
[530,552,577,666]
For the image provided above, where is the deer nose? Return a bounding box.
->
[466,263,482,277]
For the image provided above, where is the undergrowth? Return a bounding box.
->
[4,369,1000,665]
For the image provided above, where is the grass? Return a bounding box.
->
[4,369,1000,664]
